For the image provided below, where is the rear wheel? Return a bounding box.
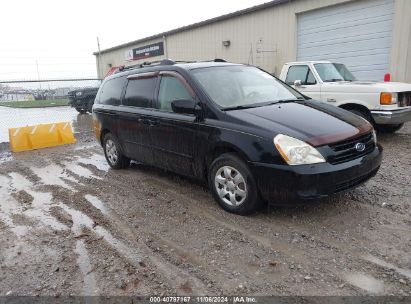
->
[376,123,404,133]
[103,133,130,169]
[208,153,262,215]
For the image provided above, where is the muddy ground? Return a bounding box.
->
[0,114,410,297]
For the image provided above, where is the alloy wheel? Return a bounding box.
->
[105,139,118,165]
[214,166,247,206]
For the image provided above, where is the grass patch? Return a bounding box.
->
[0,99,69,108]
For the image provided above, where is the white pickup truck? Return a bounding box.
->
[279,61,411,133]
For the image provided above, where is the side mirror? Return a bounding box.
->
[294,80,302,87]
[171,99,200,115]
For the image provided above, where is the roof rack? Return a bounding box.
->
[116,58,227,73]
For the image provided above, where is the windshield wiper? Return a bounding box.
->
[223,98,305,111]
[222,104,260,111]
[264,98,305,105]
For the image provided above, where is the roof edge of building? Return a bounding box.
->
[93,0,290,56]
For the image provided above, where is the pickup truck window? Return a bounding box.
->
[314,63,356,82]
[285,65,316,85]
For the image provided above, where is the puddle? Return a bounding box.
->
[79,153,109,172]
[8,172,33,189]
[85,195,107,214]
[0,151,12,163]
[74,144,97,151]
[0,106,79,143]
[31,164,75,190]
[61,204,141,266]
[363,254,411,280]
[0,173,68,235]
[74,239,98,296]
[343,272,385,294]
[66,162,102,180]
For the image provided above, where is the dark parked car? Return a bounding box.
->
[92,60,382,215]
[68,87,99,114]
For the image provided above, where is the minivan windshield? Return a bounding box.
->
[191,65,304,109]
[314,63,356,82]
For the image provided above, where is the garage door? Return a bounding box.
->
[297,0,394,81]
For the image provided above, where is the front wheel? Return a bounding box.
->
[103,133,130,169]
[376,123,404,133]
[208,153,262,215]
[348,108,372,123]
[75,107,87,114]
[87,99,94,113]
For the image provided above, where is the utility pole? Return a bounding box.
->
[97,37,102,79]
[36,60,42,90]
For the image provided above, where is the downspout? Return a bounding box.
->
[163,35,168,59]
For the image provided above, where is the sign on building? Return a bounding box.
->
[125,42,164,61]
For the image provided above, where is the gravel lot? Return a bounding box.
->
[0,113,410,296]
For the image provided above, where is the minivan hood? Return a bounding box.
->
[226,100,372,146]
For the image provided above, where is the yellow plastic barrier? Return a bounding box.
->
[9,122,76,152]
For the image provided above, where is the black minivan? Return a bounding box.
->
[92,60,382,214]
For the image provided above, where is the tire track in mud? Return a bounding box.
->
[0,162,210,295]
[70,163,294,293]
[79,194,212,295]
[45,174,211,294]
[127,170,411,294]
[54,146,411,294]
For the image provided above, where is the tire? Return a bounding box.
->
[103,133,130,169]
[87,99,94,113]
[208,153,261,215]
[75,107,87,114]
[348,108,372,124]
[376,123,404,133]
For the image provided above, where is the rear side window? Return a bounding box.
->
[285,65,316,85]
[158,76,193,112]
[99,77,125,105]
[124,78,156,108]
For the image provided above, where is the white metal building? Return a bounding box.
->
[94,0,411,82]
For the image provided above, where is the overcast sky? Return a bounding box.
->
[0,0,268,81]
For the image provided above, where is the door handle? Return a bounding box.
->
[147,120,158,126]
[327,98,336,102]
[140,119,158,126]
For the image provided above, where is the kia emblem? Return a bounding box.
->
[355,142,366,152]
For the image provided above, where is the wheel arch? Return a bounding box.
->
[338,102,371,114]
[204,142,250,180]
[100,128,110,146]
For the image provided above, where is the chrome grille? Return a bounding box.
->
[398,92,411,107]
[328,132,375,165]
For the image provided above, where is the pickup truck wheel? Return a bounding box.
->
[208,153,262,215]
[103,133,130,169]
[348,108,372,123]
[376,123,404,133]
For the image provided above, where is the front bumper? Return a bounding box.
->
[371,108,411,124]
[249,145,382,204]
[68,97,88,108]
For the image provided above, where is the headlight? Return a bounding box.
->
[76,91,82,96]
[274,134,326,165]
[372,129,377,144]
